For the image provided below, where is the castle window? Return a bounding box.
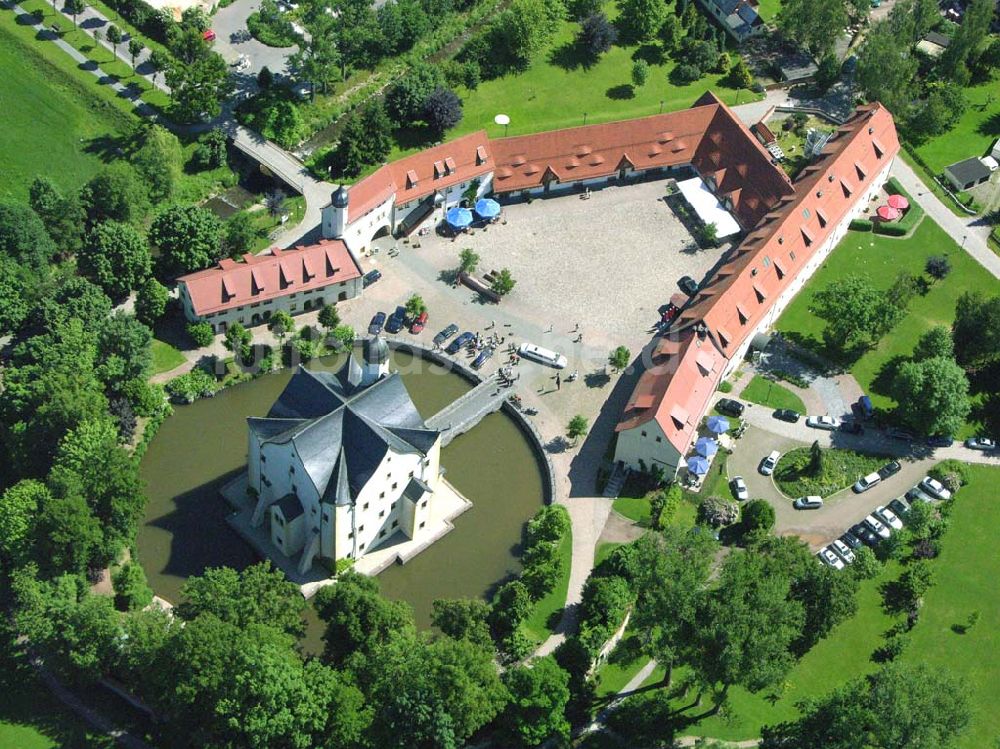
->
[419,522,426,529]
[289,465,295,474]
[409,471,414,478]
[392,520,398,528]
[380,529,387,538]
[363,502,369,511]
[392,482,398,490]
[348,531,353,538]
[379,510,385,518]
[291,484,297,494]
[260,455,266,462]
[379,491,385,499]
[359,525,365,532]
[421,501,428,509]
[391,502,397,511]
[641,430,647,437]
[360,543,366,550]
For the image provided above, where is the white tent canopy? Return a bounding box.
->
[676,177,741,238]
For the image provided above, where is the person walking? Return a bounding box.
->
[556,373,561,390]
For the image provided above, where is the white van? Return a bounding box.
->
[853,471,882,493]
[518,342,568,369]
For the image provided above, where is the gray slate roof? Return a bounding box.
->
[250,362,439,507]
[945,157,991,185]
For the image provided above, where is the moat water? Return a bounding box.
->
[136,349,546,651]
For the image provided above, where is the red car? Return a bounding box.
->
[661,303,679,325]
[410,311,428,334]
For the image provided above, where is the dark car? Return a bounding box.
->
[926,434,954,448]
[716,398,745,417]
[877,460,902,480]
[840,531,863,550]
[774,408,801,423]
[446,331,474,355]
[433,324,459,346]
[472,346,494,370]
[363,269,382,288]
[368,311,386,335]
[678,276,699,296]
[888,498,910,519]
[385,305,407,334]
[851,523,880,547]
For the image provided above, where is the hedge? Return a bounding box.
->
[876,176,924,236]
[850,218,873,231]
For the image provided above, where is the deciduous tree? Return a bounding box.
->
[79,220,151,300]
[501,656,571,746]
[149,204,222,273]
[890,356,970,437]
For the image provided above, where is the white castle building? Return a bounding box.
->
[246,337,442,574]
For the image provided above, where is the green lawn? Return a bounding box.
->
[740,374,807,413]
[0,11,133,201]
[522,526,574,643]
[777,220,1000,437]
[612,495,652,525]
[423,4,760,147]
[594,632,667,697]
[754,0,781,22]
[151,339,187,375]
[915,81,1000,174]
[773,446,886,498]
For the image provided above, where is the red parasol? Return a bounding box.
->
[887,194,909,210]
[876,205,901,221]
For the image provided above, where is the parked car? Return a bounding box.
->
[793,495,823,510]
[661,303,680,325]
[965,436,997,451]
[926,434,954,448]
[471,347,494,370]
[410,311,428,334]
[368,311,386,335]
[840,531,863,550]
[385,305,407,334]
[874,505,904,531]
[716,398,745,417]
[760,450,781,476]
[678,275,699,296]
[864,514,891,540]
[851,523,880,547]
[730,476,749,501]
[433,324,459,346]
[905,486,934,504]
[886,427,915,441]
[888,498,910,519]
[853,471,882,493]
[806,415,839,431]
[818,547,845,570]
[774,408,801,423]
[446,331,474,354]
[831,539,855,564]
[877,460,901,480]
[363,269,382,287]
[919,476,952,500]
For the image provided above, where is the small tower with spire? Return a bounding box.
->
[347,335,390,388]
[322,185,349,239]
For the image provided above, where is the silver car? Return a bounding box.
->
[874,505,903,531]
[864,514,891,540]
[760,450,781,476]
[806,415,839,431]
[730,476,749,501]
[831,539,855,563]
[919,476,952,500]
[793,495,823,510]
[965,437,996,451]
[818,547,845,570]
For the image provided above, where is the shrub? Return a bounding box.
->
[851,546,882,579]
[673,63,702,83]
[925,255,952,279]
[717,380,733,393]
[186,321,215,347]
[741,499,776,534]
[112,562,153,611]
[698,496,738,527]
[929,460,968,494]
[526,505,570,546]
[166,368,217,403]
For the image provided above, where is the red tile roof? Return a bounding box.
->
[490,92,793,229]
[617,103,900,455]
[347,132,494,218]
[179,239,362,318]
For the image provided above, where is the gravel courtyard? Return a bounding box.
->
[413,178,729,344]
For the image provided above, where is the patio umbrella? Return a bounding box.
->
[695,437,719,457]
[687,456,711,475]
[887,194,909,210]
[706,415,730,434]
[446,206,473,229]
[876,205,900,221]
[474,198,501,219]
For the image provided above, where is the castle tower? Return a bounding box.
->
[347,336,390,388]
[322,185,349,239]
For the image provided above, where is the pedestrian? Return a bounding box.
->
[575,322,580,332]
[546,324,553,333]
[556,373,561,390]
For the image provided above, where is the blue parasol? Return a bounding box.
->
[695,437,718,457]
[687,456,711,475]
[474,198,501,219]
[706,415,730,434]
[446,206,473,229]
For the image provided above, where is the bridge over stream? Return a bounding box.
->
[426,375,508,446]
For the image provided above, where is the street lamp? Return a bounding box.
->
[962,234,968,249]
[583,112,588,125]
[494,113,510,137]
[659,100,664,114]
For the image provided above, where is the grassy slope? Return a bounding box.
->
[401,4,760,153]
[776,220,998,436]
[0,11,132,201]
[740,374,807,413]
[522,525,574,643]
[151,339,187,375]
[915,81,1000,174]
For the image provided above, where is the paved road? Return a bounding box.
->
[211,0,297,78]
[889,157,1000,281]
